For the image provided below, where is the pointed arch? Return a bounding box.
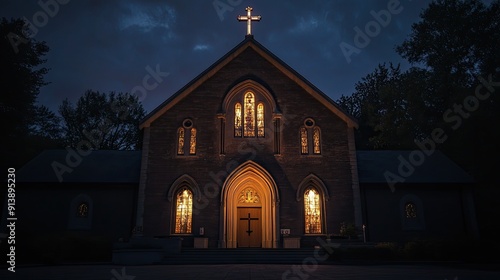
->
[221,79,278,113]
[220,160,280,248]
[167,174,201,202]
[296,174,330,201]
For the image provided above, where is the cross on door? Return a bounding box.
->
[240,212,259,236]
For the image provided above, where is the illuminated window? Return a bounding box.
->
[234,103,242,137]
[304,188,322,234]
[174,188,193,234]
[257,103,264,137]
[301,118,321,155]
[177,128,185,155]
[177,119,197,156]
[189,128,196,155]
[313,127,321,154]
[244,92,255,137]
[300,127,308,154]
[77,202,88,218]
[405,202,417,219]
[234,92,265,138]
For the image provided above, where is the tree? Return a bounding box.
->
[396,0,500,182]
[59,90,146,150]
[1,17,52,169]
[338,64,433,149]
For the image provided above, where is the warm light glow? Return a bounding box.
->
[177,128,184,155]
[257,103,264,137]
[189,128,196,154]
[244,92,255,137]
[301,127,308,154]
[304,188,322,234]
[238,187,260,204]
[313,127,321,154]
[77,202,88,217]
[405,202,417,218]
[235,103,242,137]
[175,188,193,233]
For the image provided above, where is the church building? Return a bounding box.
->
[5,8,478,258]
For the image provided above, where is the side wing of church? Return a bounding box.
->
[135,36,361,248]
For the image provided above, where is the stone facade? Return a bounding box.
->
[137,37,360,248]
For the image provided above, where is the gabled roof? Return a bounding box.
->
[357,150,474,184]
[17,150,141,183]
[140,36,358,129]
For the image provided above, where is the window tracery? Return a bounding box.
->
[304,188,322,234]
[174,188,193,234]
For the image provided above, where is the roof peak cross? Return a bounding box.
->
[237,6,261,36]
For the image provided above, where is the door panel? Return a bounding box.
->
[237,207,262,247]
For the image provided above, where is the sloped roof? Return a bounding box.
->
[17,150,141,183]
[140,35,358,129]
[356,150,473,184]
[17,149,473,185]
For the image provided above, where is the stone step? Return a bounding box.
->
[162,248,333,264]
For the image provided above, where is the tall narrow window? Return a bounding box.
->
[313,127,321,154]
[77,202,88,218]
[257,103,264,137]
[301,118,322,155]
[234,103,242,137]
[405,202,417,219]
[189,128,196,154]
[244,92,255,137]
[301,127,308,154]
[304,188,322,234]
[177,128,185,155]
[174,188,193,234]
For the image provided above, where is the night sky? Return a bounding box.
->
[2,0,454,114]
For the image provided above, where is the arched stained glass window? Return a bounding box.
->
[257,103,264,137]
[77,202,88,218]
[189,128,196,155]
[177,128,185,155]
[304,188,322,234]
[234,103,242,137]
[405,202,417,219]
[244,92,255,137]
[313,127,321,154]
[300,119,322,155]
[301,127,308,154]
[175,188,193,234]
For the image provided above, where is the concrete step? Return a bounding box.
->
[162,248,333,264]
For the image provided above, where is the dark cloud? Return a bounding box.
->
[1,0,451,113]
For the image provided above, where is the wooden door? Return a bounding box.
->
[237,207,262,247]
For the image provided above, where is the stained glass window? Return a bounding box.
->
[304,188,322,234]
[301,127,308,154]
[189,128,196,154]
[77,202,88,218]
[174,188,193,234]
[177,128,185,155]
[257,103,264,137]
[313,127,321,154]
[244,92,255,137]
[405,202,417,219]
[234,103,242,137]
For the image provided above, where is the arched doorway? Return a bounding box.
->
[219,161,279,248]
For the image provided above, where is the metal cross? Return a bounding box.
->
[240,212,259,236]
[237,6,261,36]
